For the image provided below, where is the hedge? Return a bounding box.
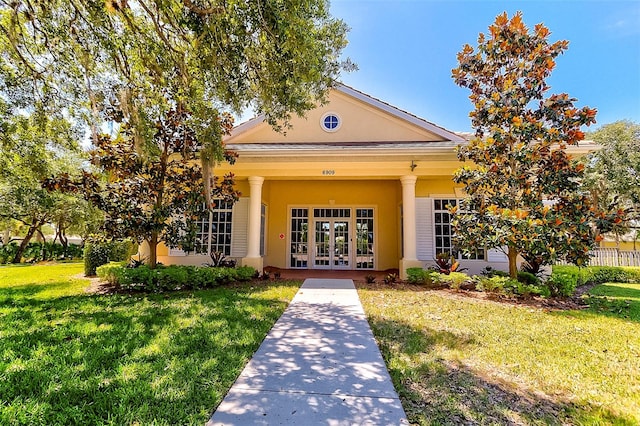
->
[0,242,84,264]
[551,265,640,287]
[84,240,136,276]
[96,264,257,292]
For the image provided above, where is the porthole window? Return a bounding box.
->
[320,112,341,132]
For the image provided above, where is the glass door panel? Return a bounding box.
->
[333,221,350,268]
[314,221,331,267]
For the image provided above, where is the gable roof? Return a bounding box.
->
[226,83,466,144]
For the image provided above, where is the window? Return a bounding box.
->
[320,112,341,132]
[434,199,484,260]
[314,208,350,218]
[209,201,234,255]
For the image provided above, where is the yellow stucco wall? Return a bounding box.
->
[600,240,639,251]
[262,179,401,270]
[416,177,461,197]
[230,90,446,144]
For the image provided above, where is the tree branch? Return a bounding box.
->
[182,0,225,16]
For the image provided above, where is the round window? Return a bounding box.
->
[320,112,341,132]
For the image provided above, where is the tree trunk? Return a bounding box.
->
[36,228,47,260]
[13,224,37,263]
[508,245,518,278]
[60,227,68,258]
[148,233,158,269]
[2,229,9,245]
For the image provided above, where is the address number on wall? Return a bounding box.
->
[322,170,336,176]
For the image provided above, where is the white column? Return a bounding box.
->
[401,175,418,261]
[399,175,421,279]
[246,176,264,259]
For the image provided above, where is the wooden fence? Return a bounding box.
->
[587,248,640,267]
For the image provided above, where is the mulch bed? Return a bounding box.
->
[355,280,591,311]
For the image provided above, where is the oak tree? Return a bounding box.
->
[2,1,351,265]
[0,109,89,262]
[451,12,623,277]
[1,1,352,174]
[584,120,640,248]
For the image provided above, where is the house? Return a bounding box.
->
[150,84,597,277]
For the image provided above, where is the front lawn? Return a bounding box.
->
[0,263,299,425]
[359,283,640,425]
[585,281,640,320]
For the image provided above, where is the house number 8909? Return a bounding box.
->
[322,170,336,176]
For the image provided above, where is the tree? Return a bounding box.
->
[1,1,352,192]
[584,120,640,248]
[0,110,90,262]
[3,1,351,262]
[451,12,623,277]
[45,109,239,269]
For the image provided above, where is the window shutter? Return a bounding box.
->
[416,198,434,261]
[231,197,249,257]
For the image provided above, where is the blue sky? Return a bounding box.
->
[329,0,640,133]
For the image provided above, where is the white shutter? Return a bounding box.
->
[168,247,186,256]
[416,198,434,261]
[487,248,508,262]
[231,197,249,257]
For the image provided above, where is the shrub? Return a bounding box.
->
[84,240,136,276]
[589,266,640,285]
[84,242,111,276]
[432,272,471,290]
[476,275,509,293]
[503,278,549,298]
[406,267,431,285]
[383,273,398,284]
[551,265,640,287]
[0,242,18,264]
[481,266,510,278]
[545,272,578,297]
[433,252,467,274]
[156,266,189,291]
[235,266,257,281]
[96,262,127,285]
[110,240,136,262]
[517,271,541,287]
[365,274,376,284]
[101,264,258,292]
[205,251,237,268]
[551,265,591,287]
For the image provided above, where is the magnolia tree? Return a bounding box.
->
[45,110,239,269]
[451,12,623,277]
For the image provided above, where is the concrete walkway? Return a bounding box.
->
[208,278,408,425]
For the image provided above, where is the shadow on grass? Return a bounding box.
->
[0,282,299,425]
[589,283,640,300]
[369,316,637,426]
[577,283,640,323]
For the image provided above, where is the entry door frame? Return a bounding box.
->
[287,205,377,270]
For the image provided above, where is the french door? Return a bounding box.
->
[290,207,374,270]
[313,219,350,269]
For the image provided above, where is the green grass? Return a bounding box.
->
[0,262,299,425]
[585,282,640,321]
[358,285,640,425]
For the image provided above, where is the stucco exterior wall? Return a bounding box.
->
[262,179,401,270]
